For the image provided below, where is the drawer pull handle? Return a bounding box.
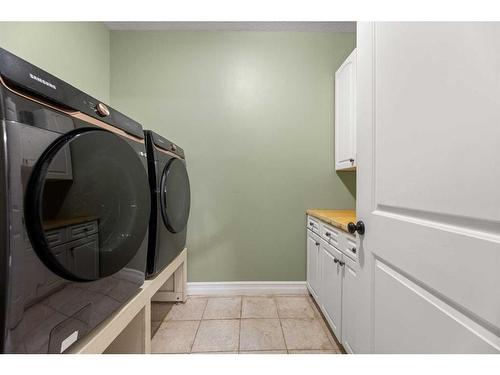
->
[351,247,356,254]
[325,232,331,237]
[315,242,320,246]
[334,258,339,264]
[339,261,345,267]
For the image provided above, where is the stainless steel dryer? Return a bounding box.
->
[0,48,150,353]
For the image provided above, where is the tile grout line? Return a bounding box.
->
[192,296,242,353]
[281,294,337,353]
[307,294,343,353]
[240,295,287,353]
[306,295,332,348]
[237,295,243,353]
[164,294,337,355]
[189,297,209,354]
[273,295,289,354]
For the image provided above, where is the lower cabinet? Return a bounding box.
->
[70,235,100,279]
[47,219,100,280]
[340,255,358,353]
[306,216,359,353]
[52,235,100,280]
[319,241,343,340]
[306,231,320,300]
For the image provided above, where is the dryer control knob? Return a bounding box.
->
[96,103,110,117]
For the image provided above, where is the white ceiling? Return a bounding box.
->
[104,22,356,32]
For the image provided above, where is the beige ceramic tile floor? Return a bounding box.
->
[151,294,343,354]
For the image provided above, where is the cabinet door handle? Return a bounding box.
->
[325,232,331,237]
[315,242,320,246]
[339,261,345,267]
[351,247,356,254]
[349,158,354,163]
[333,258,339,264]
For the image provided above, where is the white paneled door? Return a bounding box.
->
[357,22,500,353]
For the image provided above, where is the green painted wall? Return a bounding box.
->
[110,31,356,282]
[0,25,356,282]
[0,22,110,102]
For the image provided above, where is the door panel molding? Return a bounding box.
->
[373,258,500,353]
[373,204,500,243]
[372,23,500,222]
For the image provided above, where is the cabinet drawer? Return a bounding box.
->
[342,233,358,261]
[68,220,98,241]
[320,222,340,247]
[306,216,320,234]
[320,237,342,260]
[45,228,67,247]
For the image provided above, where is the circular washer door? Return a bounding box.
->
[25,128,150,282]
[160,158,191,233]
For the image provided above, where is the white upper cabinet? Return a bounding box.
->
[335,49,357,171]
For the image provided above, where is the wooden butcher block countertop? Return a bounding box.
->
[306,209,356,233]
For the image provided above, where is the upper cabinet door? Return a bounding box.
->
[335,49,357,171]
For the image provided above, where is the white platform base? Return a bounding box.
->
[187,281,308,296]
[67,248,187,354]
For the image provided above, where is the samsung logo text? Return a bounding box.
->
[29,73,56,90]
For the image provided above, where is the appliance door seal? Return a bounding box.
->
[159,158,190,234]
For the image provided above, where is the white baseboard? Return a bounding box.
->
[186,281,308,296]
